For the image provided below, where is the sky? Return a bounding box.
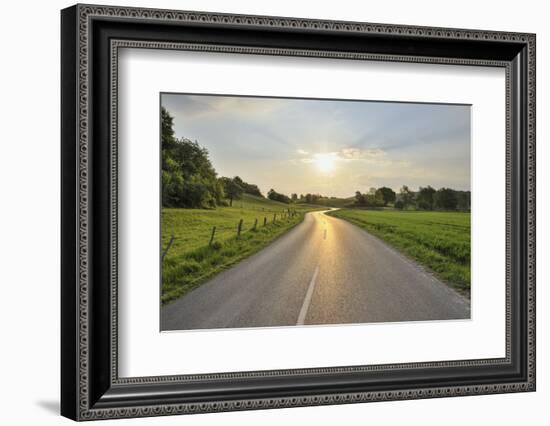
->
[161,93,471,198]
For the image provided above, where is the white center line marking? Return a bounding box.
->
[297,264,320,326]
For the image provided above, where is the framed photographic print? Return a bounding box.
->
[61,4,536,421]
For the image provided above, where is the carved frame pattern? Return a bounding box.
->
[61,4,536,421]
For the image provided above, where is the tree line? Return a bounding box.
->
[354,185,470,211]
[162,107,265,208]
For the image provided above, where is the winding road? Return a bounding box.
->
[161,210,470,331]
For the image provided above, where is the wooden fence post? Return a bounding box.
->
[253,218,258,230]
[161,234,175,261]
[209,226,216,246]
[237,218,243,238]
[273,213,276,223]
[263,217,267,226]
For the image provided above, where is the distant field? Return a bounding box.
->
[327,209,471,296]
[162,194,320,303]
[296,198,354,208]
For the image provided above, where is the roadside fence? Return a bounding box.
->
[162,208,300,258]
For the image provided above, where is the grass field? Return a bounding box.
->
[327,209,471,296]
[161,194,320,303]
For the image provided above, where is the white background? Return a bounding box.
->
[119,49,505,377]
[0,0,547,425]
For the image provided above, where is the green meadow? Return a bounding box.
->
[327,209,471,296]
[161,194,320,303]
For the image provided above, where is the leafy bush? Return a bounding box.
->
[161,107,224,208]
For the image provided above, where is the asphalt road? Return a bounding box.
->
[161,210,470,331]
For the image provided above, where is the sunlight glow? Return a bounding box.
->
[315,153,336,173]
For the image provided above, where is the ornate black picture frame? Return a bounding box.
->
[61,4,536,421]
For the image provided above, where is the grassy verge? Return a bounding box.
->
[161,194,320,303]
[327,209,471,297]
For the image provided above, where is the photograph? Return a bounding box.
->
[57,3,536,420]
[159,93,472,331]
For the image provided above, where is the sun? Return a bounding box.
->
[315,153,336,173]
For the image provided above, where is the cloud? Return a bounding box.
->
[161,93,471,196]
[295,152,337,165]
[292,147,388,166]
[162,94,282,120]
[337,147,386,160]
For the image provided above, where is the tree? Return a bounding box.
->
[376,187,396,206]
[456,191,471,210]
[355,191,366,206]
[354,190,384,207]
[161,107,177,151]
[368,187,385,207]
[162,158,184,207]
[267,189,291,204]
[161,108,223,208]
[399,185,415,208]
[219,177,243,207]
[233,176,263,197]
[394,200,405,210]
[416,186,436,210]
[434,188,458,210]
[291,193,298,202]
[362,189,375,206]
